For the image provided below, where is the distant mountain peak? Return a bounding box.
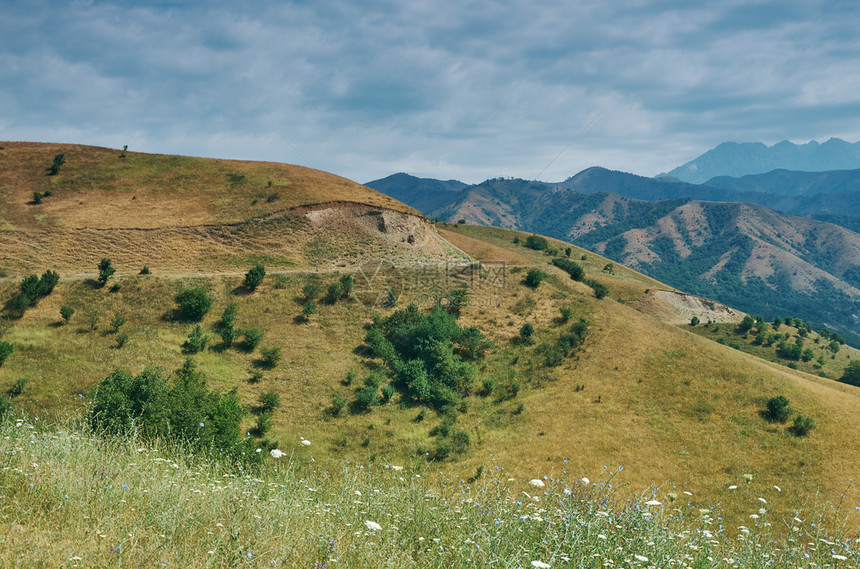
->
[659,138,860,184]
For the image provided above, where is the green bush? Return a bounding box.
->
[559,306,573,323]
[175,287,212,321]
[551,258,584,281]
[583,278,608,299]
[340,274,355,298]
[789,414,816,437]
[115,332,129,348]
[326,282,343,304]
[8,378,27,397]
[764,395,792,423]
[244,264,266,291]
[14,270,60,315]
[258,346,281,369]
[239,328,263,352]
[524,269,547,288]
[182,325,209,354]
[140,266,151,275]
[0,342,13,367]
[258,391,281,413]
[381,384,395,403]
[110,313,127,333]
[60,305,75,324]
[841,361,860,387]
[89,360,247,457]
[525,235,548,251]
[518,322,535,345]
[330,393,348,417]
[353,385,379,411]
[302,300,318,320]
[97,258,116,286]
[302,283,322,301]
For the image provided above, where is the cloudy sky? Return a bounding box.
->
[3,0,860,184]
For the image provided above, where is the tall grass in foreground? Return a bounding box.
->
[1,416,858,568]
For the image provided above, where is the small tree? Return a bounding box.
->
[302,300,318,321]
[524,235,548,251]
[524,269,547,288]
[244,264,266,291]
[259,346,281,369]
[789,414,815,437]
[841,361,860,387]
[182,325,209,354]
[302,283,322,301]
[97,258,116,286]
[115,332,129,348]
[60,305,75,324]
[0,342,13,367]
[340,274,355,299]
[239,328,263,352]
[175,287,212,321]
[690,316,700,326]
[110,313,127,333]
[326,282,343,304]
[49,153,65,175]
[33,192,44,204]
[764,395,792,423]
[519,323,535,345]
[258,391,281,413]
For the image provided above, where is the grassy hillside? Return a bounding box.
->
[2,417,857,567]
[2,221,860,530]
[2,143,860,548]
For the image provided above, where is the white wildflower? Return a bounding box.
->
[532,562,551,568]
[581,477,590,485]
[301,439,311,446]
[270,449,284,459]
[563,487,572,495]
[634,554,649,562]
[833,554,848,560]
[645,500,662,506]
[743,474,753,483]
[390,465,404,471]
[365,520,382,531]
[758,497,767,504]
[529,479,545,488]
[773,485,781,492]
[728,485,738,490]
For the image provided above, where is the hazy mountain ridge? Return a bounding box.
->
[364,172,468,213]
[409,174,860,344]
[659,138,860,184]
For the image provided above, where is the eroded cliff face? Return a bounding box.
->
[298,202,472,267]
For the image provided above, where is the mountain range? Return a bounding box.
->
[658,138,860,183]
[366,147,860,345]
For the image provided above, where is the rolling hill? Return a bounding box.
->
[1,141,860,534]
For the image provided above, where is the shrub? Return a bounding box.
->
[49,153,65,175]
[551,258,584,281]
[60,305,75,324]
[583,278,608,299]
[381,384,395,403]
[110,283,122,293]
[258,391,281,413]
[302,283,322,301]
[140,266,151,275]
[254,411,273,436]
[524,269,547,288]
[89,360,247,457]
[97,258,116,286]
[110,313,127,333]
[259,346,281,369]
[175,287,212,321]
[559,306,573,323]
[690,316,700,326]
[32,191,44,204]
[841,361,860,387]
[789,414,816,437]
[182,325,209,354]
[482,378,495,395]
[331,393,348,417]
[525,235,548,251]
[326,282,343,304]
[239,328,263,352]
[518,323,535,345]
[340,274,354,298]
[764,395,792,423]
[115,332,129,348]
[0,395,12,418]
[14,270,60,314]
[0,342,13,367]
[302,300,318,320]
[353,385,379,411]
[244,264,266,291]
[8,378,27,397]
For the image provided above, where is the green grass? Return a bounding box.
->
[1,416,858,567]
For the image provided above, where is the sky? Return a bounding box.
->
[3,0,860,185]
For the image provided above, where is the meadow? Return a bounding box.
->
[2,414,859,568]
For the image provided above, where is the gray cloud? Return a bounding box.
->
[1,0,859,184]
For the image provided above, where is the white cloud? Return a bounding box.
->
[1,0,859,184]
